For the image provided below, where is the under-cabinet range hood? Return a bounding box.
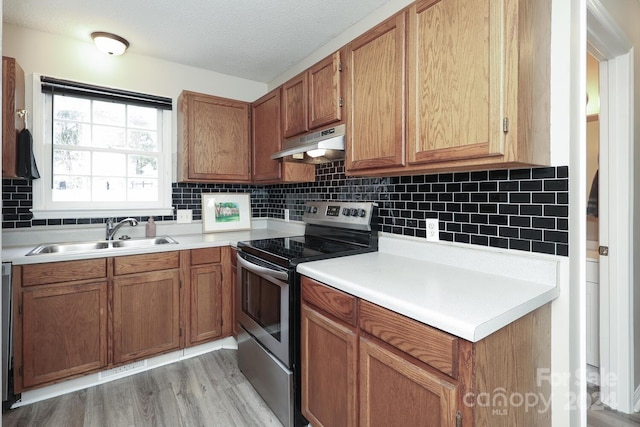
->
[270,124,345,164]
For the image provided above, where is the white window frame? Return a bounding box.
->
[30,74,174,219]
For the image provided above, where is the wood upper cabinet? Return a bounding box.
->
[346,0,551,176]
[407,0,504,165]
[345,12,406,172]
[282,72,309,138]
[282,51,343,139]
[14,261,108,392]
[251,88,315,183]
[113,252,182,364]
[308,51,343,130]
[2,56,25,178]
[177,91,251,182]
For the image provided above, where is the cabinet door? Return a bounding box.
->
[179,92,250,182]
[301,304,358,427]
[359,337,458,427]
[113,270,181,363]
[282,72,309,138]
[2,56,25,178]
[252,89,283,182]
[345,12,406,171]
[407,0,504,164]
[189,264,223,345]
[20,281,107,389]
[309,51,342,130]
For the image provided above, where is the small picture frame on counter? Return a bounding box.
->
[201,193,251,233]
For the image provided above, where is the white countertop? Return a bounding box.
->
[2,218,304,265]
[297,234,560,343]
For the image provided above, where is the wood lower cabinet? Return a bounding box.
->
[188,247,224,345]
[177,91,251,182]
[301,304,358,427]
[20,281,108,390]
[113,269,181,364]
[301,275,551,427]
[13,259,109,392]
[13,246,237,392]
[359,337,457,427]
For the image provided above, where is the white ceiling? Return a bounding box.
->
[3,0,394,83]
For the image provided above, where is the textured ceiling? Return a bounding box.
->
[3,0,393,83]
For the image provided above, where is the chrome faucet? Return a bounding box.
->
[106,217,139,240]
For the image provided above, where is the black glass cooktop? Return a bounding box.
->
[237,235,373,268]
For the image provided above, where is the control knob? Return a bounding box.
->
[356,208,367,217]
[342,208,350,216]
[349,208,358,216]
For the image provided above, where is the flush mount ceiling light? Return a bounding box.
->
[91,32,129,56]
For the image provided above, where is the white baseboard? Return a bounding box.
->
[12,336,237,408]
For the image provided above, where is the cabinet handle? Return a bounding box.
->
[456,411,462,427]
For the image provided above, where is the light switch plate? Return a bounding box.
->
[177,209,192,223]
[426,218,440,242]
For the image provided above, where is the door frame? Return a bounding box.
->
[587,0,635,413]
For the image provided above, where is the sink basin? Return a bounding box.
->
[111,236,179,248]
[26,236,178,256]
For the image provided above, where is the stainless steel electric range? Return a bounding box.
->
[236,201,378,427]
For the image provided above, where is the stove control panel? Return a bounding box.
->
[303,201,377,231]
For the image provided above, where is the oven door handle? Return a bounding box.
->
[237,253,290,282]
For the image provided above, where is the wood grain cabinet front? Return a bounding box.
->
[2,56,25,178]
[251,88,315,184]
[282,50,343,139]
[14,261,109,392]
[177,91,251,183]
[346,0,551,176]
[301,275,552,427]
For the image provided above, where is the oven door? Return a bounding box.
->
[237,251,291,367]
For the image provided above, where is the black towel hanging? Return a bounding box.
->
[17,128,41,180]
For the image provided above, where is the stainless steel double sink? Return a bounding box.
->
[26,236,179,256]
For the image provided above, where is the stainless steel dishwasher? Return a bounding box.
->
[2,262,16,409]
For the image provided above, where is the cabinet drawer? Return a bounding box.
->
[21,258,107,286]
[359,300,459,378]
[191,247,221,265]
[301,276,357,327]
[113,251,180,275]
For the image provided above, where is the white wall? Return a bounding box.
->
[597,0,640,396]
[2,24,268,181]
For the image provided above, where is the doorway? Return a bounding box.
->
[587,0,635,414]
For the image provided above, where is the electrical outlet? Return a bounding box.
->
[284,209,290,222]
[426,218,440,242]
[176,209,192,223]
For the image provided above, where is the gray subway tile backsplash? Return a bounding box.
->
[2,161,569,256]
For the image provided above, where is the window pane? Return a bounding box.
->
[53,149,91,175]
[93,152,126,177]
[93,100,125,126]
[53,122,91,146]
[128,106,157,130]
[128,129,158,151]
[128,155,158,177]
[93,125,126,148]
[54,95,90,122]
[129,179,158,201]
[92,178,126,202]
[52,176,91,201]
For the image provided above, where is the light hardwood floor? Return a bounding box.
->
[588,383,640,426]
[2,349,282,427]
[5,351,640,426]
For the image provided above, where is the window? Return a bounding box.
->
[32,76,174,219]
